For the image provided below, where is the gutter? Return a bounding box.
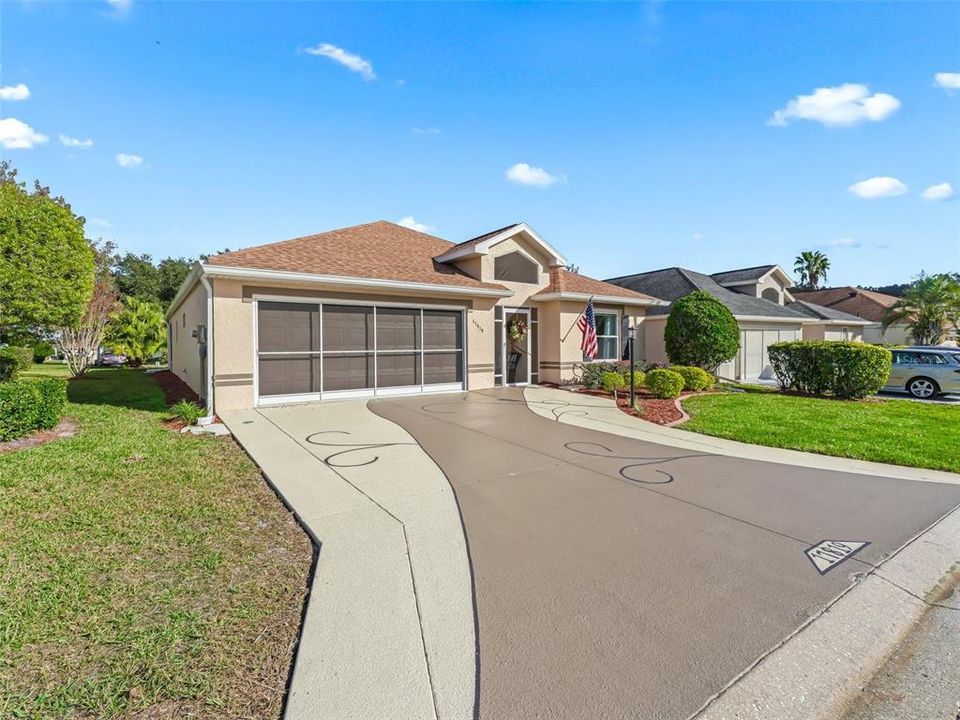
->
[531,291,668,307]
[199,273,215,423]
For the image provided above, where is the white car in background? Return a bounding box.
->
[884,347,960,399]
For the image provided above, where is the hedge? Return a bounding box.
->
[767,341,891,399]
[671,366,715,392]
[645,368,685,399]
[0,346,33,374]
[0,356,17,382]
[0,378,67,441]
[33,341,55,364]
[575,360,664,389]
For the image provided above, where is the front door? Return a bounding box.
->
[504,308,531,385]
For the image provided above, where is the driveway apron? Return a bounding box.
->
[370,388,960,720]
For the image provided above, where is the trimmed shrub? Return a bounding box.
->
[575,360,663,389]
[170,399,205,425]
[0,346,33,373]
[664,291,740,370]
[33,341,55,364]
[645,368,685,399]
[671,366,715,392]
[0,381,41,441]
[768,341,891,399]
[627,370,646,388]
[600,372,626,393]
[34,378,67,429]
[0,356,17,382]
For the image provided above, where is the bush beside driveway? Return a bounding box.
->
[0,366,312,718]
[681,391,960,474]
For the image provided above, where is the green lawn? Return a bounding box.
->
[681,391,960,474]
[1,366,312,718]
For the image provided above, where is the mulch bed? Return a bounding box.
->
[573,387,688,425]
[0,417,79,454]
[152,370,201,405]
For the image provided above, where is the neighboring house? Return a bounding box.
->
[789,286,911,345]
[165,221,663,413]
[606,265,870,381]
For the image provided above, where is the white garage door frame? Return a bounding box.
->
[252,294,467,406]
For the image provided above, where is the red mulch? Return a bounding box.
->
[0,417,79,454]
[152,370,201,405]
[574,387,686,425]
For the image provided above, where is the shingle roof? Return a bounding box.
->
[790,287,897,322]
[206,220,508,292]
[532,268,660,302]
[710,265,777,285]
[605,267,809,319]
[787,300,871,322]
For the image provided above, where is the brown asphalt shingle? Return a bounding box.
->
[206,220,508,291]
[790,286,897,322]
[533,267,660,302]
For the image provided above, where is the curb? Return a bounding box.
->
[691,502,960,720]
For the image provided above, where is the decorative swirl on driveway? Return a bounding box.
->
[564,441,711,485]
[305,430,417,468]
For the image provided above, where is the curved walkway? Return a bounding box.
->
[221,401,476,720]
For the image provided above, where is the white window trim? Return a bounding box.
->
[589,309,620,362]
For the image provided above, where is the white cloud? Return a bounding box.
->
[505,162,564,187]
[847,176,908,199]
[0,117,48,149]
[0,83,30,101]
[115,152,143,168]
[304,43,375,81]
[396,216,434,233]
[59,134,93,148]
[934,72,960,91]
[412,127,441,135]
[921,182,954,201]
[692,232,705,242]
[816,237,861,249]
[106,0,132,10]
[768,84,900,127]
[89,218,113,228]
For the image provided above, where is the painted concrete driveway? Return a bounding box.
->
[370,388,960,720]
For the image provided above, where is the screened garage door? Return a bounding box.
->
[737,327,800,381]
[256,301,464,404]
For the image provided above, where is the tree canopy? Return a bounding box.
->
[793,250,831,290]
[0,162,95,336]
[106,297,167,366]
[882,274,960,345]
[113,253,192,308]
[664,290,740,371]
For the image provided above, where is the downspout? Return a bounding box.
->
[199,272,215,423]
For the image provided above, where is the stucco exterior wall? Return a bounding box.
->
[168,281,207,397]
[802,324,865,342]
[864,323,911,346]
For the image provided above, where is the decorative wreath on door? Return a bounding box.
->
[507,317,528,343]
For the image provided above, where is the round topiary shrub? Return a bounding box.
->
[645,368,685,399]
[626,370,646,388]
[664,291,740,371]
[670,366,714,392]
[600,371,626,393]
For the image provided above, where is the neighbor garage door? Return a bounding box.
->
[256,301,464,404]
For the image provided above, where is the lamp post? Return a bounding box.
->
[628,325,636,408]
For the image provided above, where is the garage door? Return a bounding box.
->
[256,301,464,404]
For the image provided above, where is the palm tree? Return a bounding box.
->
[793,251,831,290]
[883,274,960,345]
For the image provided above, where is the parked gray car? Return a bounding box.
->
[884,347,960,398]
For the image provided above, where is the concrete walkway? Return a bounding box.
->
[221,402,475,720]
[524,385,960,485]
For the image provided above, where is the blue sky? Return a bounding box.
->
[2,0,958,286]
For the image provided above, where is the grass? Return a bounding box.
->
[681,390,960,473]
[1,365,313,719]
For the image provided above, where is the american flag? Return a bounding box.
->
[577,299,598,359]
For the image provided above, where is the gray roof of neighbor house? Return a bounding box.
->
[710,265,777,285]
[605,267,810,319]
[786,299,871,323]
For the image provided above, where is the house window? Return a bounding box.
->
[586,312,619,361]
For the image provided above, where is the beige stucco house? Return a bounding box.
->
[165,221,663,415]
[607,265,871,382]
[789,286,913,345]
